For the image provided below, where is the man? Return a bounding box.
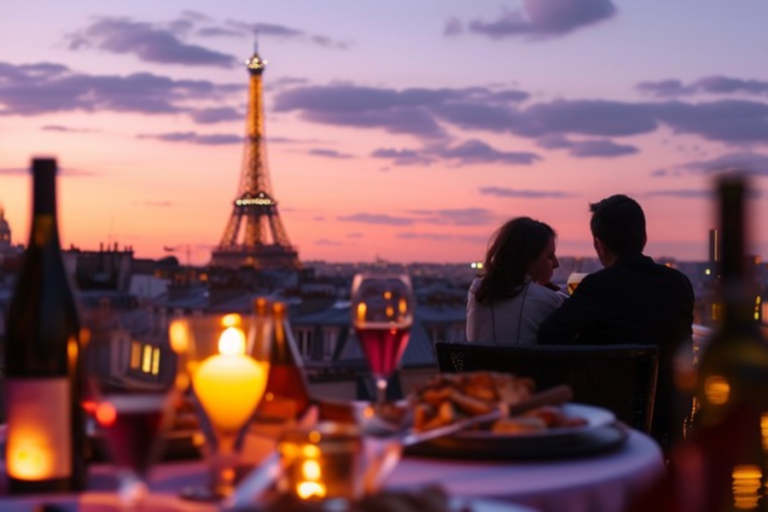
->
[538,194,694,449]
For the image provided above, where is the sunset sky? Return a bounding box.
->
[3,0,768,265]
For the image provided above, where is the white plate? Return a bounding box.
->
[405,403,626,460]
[453,497,537,512]
[457,402,615,440]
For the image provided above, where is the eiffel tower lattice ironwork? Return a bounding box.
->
[210,49,301,270]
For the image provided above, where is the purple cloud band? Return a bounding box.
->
[447,0,617,40]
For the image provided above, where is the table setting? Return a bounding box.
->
[0,271,665,512]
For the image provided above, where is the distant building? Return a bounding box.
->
[0,206,23,263]
[0,206,11,253]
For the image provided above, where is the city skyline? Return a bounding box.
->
[3,1,768,265]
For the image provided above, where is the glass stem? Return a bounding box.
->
[376,377,388,406]
[210,434,238,498]
[117,471,148,510]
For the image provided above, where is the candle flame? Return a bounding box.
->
[218,327,246,356]
[7,439,50,480]
[297,481,327,500]
[302,459,321,480]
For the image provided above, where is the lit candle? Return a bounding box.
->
[278,422,363,502]
[192,326,269,434]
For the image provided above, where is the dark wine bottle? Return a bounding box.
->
[5,158,87,493]
[257,301,312,423]
[684,175,768,511]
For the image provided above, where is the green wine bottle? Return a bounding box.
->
[690,175,768,511]
[5,158,87,493]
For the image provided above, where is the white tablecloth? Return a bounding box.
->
[0,429,663,512]
[386,430,665,512]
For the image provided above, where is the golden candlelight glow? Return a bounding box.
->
[218,327,246,356]
[385,305,394,318]
[732,464,762,510]
[6,382,72,481]
[302,459,321,480]
[7,436,51,480]
[67,336,78,364]
[383,291,392,300]
[278,423,363,502]
[192,324,269,434]
[169,320,189,354]
[398,297,408,315]
[297,481,327,500]
[356,302,367,323]
[704,375,730,405]
[175,372,190,391]
[222,313,242,328]
[761,413,768,453]
[192,431,206,447]
[295,442,327,500]
[303,443,321,458]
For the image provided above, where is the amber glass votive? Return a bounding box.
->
[277,422,364,502]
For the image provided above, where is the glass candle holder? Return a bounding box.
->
[277,422,364,503]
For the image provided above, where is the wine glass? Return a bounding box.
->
[81,308,178,509]
[168,311,271,500]
[350,273,415,408]
[567,272,588,295]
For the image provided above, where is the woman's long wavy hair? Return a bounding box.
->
[475,217,556,304]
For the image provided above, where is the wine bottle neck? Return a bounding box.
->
[27,160,61,249]
[32,160,57,216]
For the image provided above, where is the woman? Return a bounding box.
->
[466,217,565,345]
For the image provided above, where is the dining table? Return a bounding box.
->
[0,415,666,512]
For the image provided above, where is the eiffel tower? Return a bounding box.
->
[210,49,301,270]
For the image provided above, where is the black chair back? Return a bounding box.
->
[435,342,659,433]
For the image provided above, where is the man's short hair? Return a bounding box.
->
[589,195,646,257]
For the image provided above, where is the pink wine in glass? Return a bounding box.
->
[96,394,167,476]
[355,325,410,379]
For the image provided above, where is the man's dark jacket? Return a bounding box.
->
[537,253,694,447]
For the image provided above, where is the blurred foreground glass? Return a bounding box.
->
[169,310,270,500]
[277,422,364,504]
[350,274,414,407]
[82,309,178,508]
[567,272,588,295]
